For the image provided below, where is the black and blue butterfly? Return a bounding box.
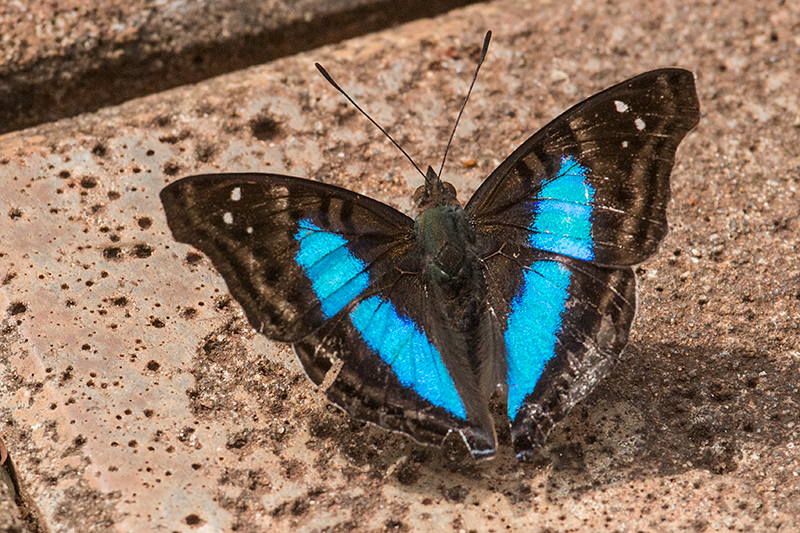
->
[160,33,700,461]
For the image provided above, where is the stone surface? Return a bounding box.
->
[0,0,479,135]
[1,0,799,531]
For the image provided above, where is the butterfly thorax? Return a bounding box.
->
[412,166,477,290]
[414,203,476,292]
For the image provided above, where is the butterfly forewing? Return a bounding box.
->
[467,68,700,267]
[161,174,414,343]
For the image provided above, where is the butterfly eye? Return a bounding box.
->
[442,182,458,197]
[412,185,426,206]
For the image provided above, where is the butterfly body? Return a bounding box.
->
[161,67,700,461]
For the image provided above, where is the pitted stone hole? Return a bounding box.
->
[178,427,195,443]
[137,217,153,229]
[250,110,282,141]
[133,244,153,258]
[185,252,204,266]
[58,170,71,179]
[103,247,122,260]
[163,161,181,176]
[150,318,165,328]
[8,302,26,315]
[107,191,121,200]
[152,115,172,128]
[59,366,74,384]
[80,176,98,189]
[2,273,17,285]
[7,208,22,220]
[146,360,160,372]
[185,514,203,526]
[195,142,218,164]
[92,143,107,157]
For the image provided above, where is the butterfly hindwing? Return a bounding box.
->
[293,272,497,455]
[477,242,637,459]
[467,68,700,266]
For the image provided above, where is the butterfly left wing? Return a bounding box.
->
[465,68,699,459]
[161,174,496,455]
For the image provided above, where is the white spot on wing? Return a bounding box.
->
[635,117,646,131]
[223,212,234,225]
[246,226,253,234]
[622,140,629,148]
[614,100,629,113]
[231,187,242,201]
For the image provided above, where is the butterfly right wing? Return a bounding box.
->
[161,174,492,453]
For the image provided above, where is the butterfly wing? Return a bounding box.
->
[161,174,494,454]
[478,243,637,460]
[466,68,699,459]
[467,68,700,266]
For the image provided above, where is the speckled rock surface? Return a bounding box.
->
[0,0,479,135]
[1,0,799,531]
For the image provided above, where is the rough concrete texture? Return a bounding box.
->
[0,0,479,135]
[1,0,800,531]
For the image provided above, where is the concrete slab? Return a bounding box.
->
[1,0,799,531]
[0,0,479,135]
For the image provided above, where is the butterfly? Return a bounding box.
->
[160,33,700,461]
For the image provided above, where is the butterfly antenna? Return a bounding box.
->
[315,63,426,180]
[437,30,492,180]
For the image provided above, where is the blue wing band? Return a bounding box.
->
[350,297,467,418]
[528,155,596,261]
[294,219,467,419]
[295,219,370,317]
[504,260,572,419]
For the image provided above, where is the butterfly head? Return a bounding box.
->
[413,166,461,211]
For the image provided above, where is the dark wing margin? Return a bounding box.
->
[466,68,700,266]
